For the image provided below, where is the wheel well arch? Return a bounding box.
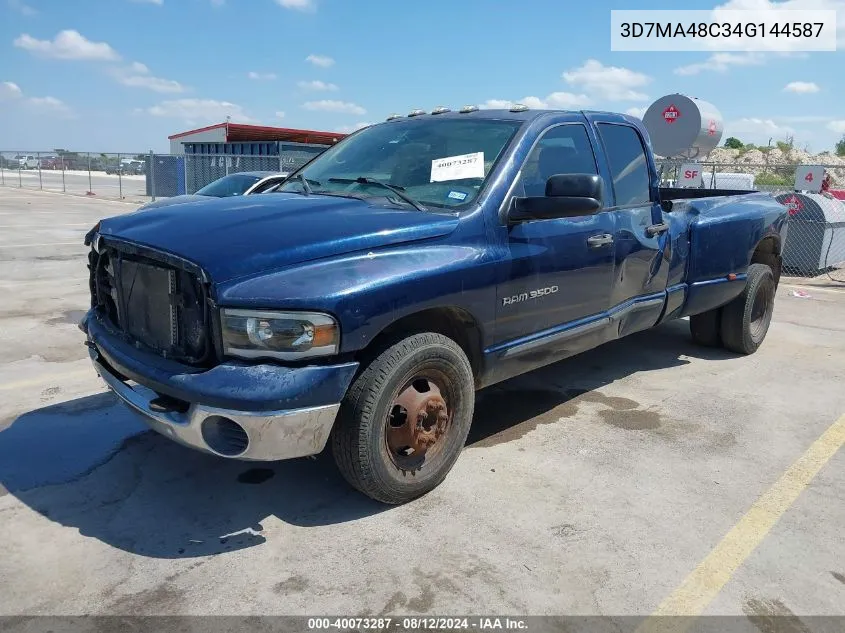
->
[357,307,484,380]
[751,236,782,285]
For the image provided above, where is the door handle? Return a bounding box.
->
[646,222,669,237]
[587,233,614,248]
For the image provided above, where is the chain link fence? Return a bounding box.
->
[1,151,843,283]
[0,148,325,202]
[657,160,845,283]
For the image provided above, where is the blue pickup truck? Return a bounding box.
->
[82,107,788,504]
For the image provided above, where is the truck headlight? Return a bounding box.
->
[221,309,339,361]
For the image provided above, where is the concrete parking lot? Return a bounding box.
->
[0,187,843,620]
[0,168,149,203]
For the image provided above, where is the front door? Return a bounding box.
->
[494,122,616,346]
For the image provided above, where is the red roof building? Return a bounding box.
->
[168,122,346,154]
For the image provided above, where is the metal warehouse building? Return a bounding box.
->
[168,121,345,155]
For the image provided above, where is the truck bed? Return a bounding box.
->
[660,187,759,201]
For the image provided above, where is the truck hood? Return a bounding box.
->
[138,194,211,210]
[98,193,459,282]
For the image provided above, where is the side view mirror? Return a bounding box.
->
[508,173,604,223]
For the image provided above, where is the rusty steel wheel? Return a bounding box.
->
[331,332,475,504]
[385,374,452,472]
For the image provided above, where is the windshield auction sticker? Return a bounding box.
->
[611,9,837,52]
[430,152,485,183]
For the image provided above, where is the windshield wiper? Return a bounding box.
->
[328,177,427,212]
[289,174,320,196]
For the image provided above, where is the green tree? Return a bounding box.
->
[723,137,744,149]
[836,134,845,157]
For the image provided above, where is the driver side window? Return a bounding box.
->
[517,124,598,198]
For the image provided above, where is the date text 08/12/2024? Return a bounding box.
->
[307,617,529,630]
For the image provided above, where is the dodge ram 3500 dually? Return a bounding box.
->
[81,107,788,504]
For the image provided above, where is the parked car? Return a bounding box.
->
[39,156,62,170]
[81,108,788,504]
[105,160,145,176]
[13,155,39,169]
[137,171,289,210]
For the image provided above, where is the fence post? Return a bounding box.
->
[117,153,123,200]
[61,155,66,192]
[149,150,156,202]
[1,156,4,186]
[182,153,188,195]
[87,152,93,194]
[18,155,22,188]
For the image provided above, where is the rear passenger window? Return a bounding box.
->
[596,124,651,206]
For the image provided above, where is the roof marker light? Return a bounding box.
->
[459,105,479,113]
[407,109,427,117]
[510,103,529,112]
[431,106,451,115]
[386,114,403,121]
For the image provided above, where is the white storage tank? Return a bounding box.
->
[642,94,724,159]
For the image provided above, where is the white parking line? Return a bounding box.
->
[0,224,93,228]
[0,242,83,249]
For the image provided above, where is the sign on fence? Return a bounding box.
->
[679,163,703,188]
[794,166,824,193]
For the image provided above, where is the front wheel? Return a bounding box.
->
[331,333,475,504]
[720,263,776,355]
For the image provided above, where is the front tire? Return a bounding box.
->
[720,263,776,355]
[331,333,475,504]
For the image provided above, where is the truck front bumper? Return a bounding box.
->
[83,312,359,461]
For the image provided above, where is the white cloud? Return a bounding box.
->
[305,54,334,68]
[774,115,833,123]
[145,99,254,123]
[248,71,278,80]
[827,120,845,134]
[335,121,373,133]
[298,79,338,91]
[119,74,185,93]
[562,59,650,101]
[112,62,185,93]
[303,100,365,115]
[625,106,647,119]
[14,30,120,61]
[28,96,73,117]
[783,81,820,94]
[8,0,37,16]
[0,81,23,100]
[674,52,765,75]
[275,111,286,119]
[277,0,315,10]
[480,92,590,111]
[726,118,795,144]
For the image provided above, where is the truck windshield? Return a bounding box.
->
[277,118,522,209]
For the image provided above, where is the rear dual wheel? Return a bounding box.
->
[331,333,475,505]
[689,263,776,354]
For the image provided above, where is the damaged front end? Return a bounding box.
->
[80,228,359,461]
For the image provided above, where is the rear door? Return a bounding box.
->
[494,120,617,344]
[591,118,670,336]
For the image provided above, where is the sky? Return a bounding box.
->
[0,0,843,154]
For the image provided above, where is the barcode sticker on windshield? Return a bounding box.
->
[430,152,485,183]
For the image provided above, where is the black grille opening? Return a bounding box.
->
[90,244,212,366]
